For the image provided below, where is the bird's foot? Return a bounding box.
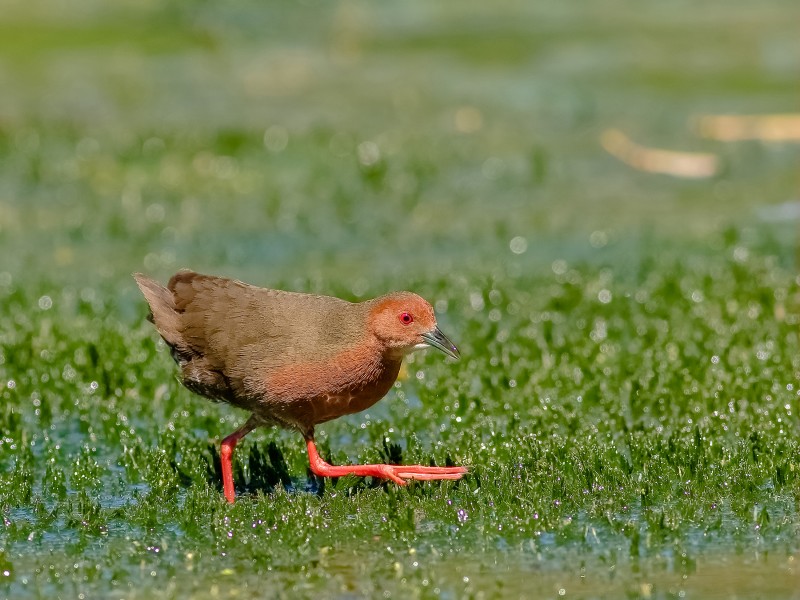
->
[368,463,469,485]
[306,439,467,485]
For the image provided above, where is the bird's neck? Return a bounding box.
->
[353,336,404,380]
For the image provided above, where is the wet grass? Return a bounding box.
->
[4,247,800,598]
[1,0,800,598]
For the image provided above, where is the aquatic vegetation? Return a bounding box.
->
[1,0,798,597]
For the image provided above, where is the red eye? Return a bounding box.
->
[399,312,413,325]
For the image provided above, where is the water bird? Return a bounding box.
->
[134,270,466,502]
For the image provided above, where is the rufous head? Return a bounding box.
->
[368,292,460,359]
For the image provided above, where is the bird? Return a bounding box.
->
[133,270,467,502]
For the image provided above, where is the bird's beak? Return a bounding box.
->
[421,327,460,360]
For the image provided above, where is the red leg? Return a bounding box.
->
[220,417,258,503]
[306,438,467,485]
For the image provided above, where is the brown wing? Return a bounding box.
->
[134,270,365,409]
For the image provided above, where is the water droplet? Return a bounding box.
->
[551,259,567,275]
[357,141,380,166]
[469,292,485,312]
[509,236,528,255]
[590,230,608,248]
[264,126,289,153]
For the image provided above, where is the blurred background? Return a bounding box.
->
[2,2,800,596]
[1,0,797,301]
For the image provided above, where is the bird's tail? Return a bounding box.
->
[133,273,184,350]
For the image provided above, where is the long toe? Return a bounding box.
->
[397,471,465,481]
[391,464,467,481]
[395,465,468,475]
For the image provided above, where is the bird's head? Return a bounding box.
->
[368,292,459,359]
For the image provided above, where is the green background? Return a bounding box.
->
[1,1,799,597]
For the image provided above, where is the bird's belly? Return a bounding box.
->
[314,389,384,423]
[256,354,402,429]
[259,363,400,432]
